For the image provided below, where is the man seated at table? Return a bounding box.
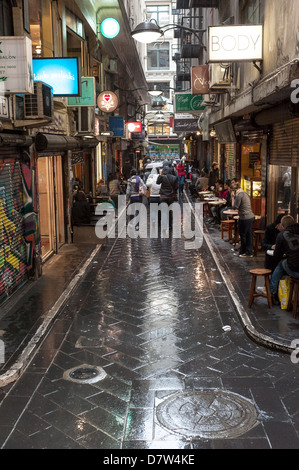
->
[258,215,299,303]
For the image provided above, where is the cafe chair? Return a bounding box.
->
[253,230,265,256]
[248,268,272,309]
[221,220,235,240]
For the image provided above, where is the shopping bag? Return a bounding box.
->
[278,276,291,310]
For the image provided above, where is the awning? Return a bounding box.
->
[35,133,99,152]
[0,133,33,147]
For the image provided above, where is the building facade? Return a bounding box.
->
[0,0,148,300]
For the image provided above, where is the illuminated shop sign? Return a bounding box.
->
[208,25,263,62]
[32,57,81,96]
[126,122,142,133]
[97,91,118,112]
[0,36,33,93]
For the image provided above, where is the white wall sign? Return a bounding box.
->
[208,25,263,63]
[0,36,33,93]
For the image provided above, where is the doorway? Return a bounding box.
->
[37,156,65,260]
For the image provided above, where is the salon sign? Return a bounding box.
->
[0,36,33,93]
[208,25,263,62]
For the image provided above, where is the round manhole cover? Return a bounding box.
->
[63,364,107,384]
[156,390,258,439]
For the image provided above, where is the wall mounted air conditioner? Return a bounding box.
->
[201,93,221,107]
[209,64,232,90]
[24,81,54,119]
[77,107,95,134]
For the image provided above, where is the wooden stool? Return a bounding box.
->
[248,268,272,308]
[253,230,265,256]
[287,277,299,319]
[221,220,235,240]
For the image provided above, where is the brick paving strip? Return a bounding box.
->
[0,195,294,389]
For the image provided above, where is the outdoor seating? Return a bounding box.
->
[248,268,272,308]
[253,230,265,256]
[221,220,235,240]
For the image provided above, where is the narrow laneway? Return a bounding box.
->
[1,207,299,450]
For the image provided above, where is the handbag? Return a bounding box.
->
[139,183,147,197]
[278,276,291,310]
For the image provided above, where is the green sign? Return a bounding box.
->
[175,93,205,112]
[68,77,95,107]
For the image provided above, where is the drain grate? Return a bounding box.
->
[63,364,107,384]
[156,390,258,439]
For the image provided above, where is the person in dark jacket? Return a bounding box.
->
[208,162,219,190]
[157,166,178,202]
[157,166,178,230]
[72,191,91,225]
[122,159,132,181]
[258,216,299,298]
[262,214,284,271]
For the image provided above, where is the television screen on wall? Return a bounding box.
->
[32,57,81,96]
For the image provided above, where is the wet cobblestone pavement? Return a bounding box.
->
[1,204,299,450]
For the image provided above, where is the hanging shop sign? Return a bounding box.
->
[214,120,236,143]
[0,36,33,93]
[173,118,199,133]
[174,93,205,113]
[191,65,225,95]
[32,57,81,96]
[97,91,118,113]
[109,116,124,137]
[126,122,142,133]
[68,77,96,106]
[208,25,263,63]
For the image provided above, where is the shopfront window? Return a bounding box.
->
[267,165,299,223]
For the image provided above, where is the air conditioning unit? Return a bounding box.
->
[24,81,54,119]
[209,64,232,90]
[201,93,221,107]
[77,107,95,135]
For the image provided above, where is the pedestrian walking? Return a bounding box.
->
[109,173,122,209]
[157,166,178,230]
[177,159,186,195]
[230,182,255,257]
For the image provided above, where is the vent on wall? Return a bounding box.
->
[24,81,54,119]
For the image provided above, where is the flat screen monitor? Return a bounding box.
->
[32,57,81,96]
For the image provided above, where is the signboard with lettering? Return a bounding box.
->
[0,36,33,93]
[209,25,263,63]
[173,118,199,133]
[32,57,81,96]
[68,77,95,106]
[191,65,225,95]
[191,66,210,95]
[174,93,205,113]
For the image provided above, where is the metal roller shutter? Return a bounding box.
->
[0,157,27,298]
[270,118,299,167]
[225,143,236,180]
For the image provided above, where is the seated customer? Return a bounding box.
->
[262,214,284,271]
[258,215,299,301]
[72,191,91,225]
